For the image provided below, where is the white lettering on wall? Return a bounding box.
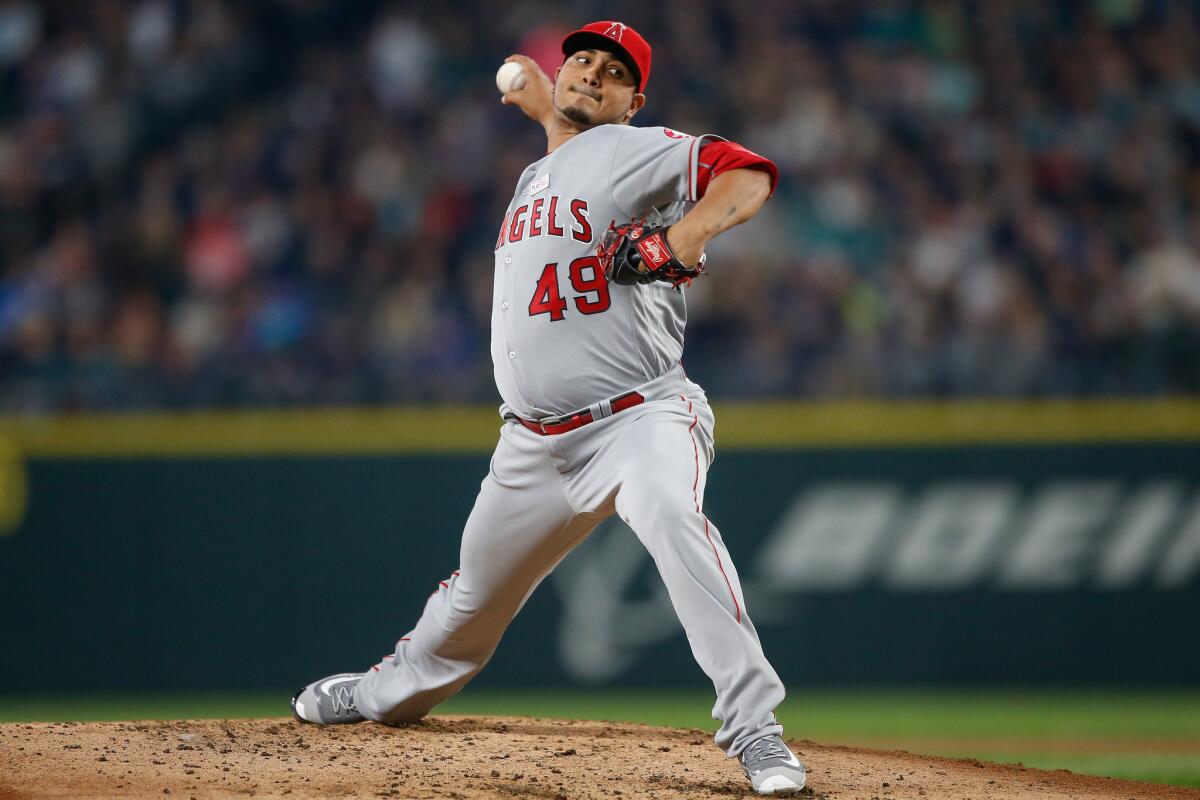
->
[998,482,1119,588]
[885,483,1018,589]
[1157,496,1200,588]
[756,484,898,590]
[1097,482,1183,587]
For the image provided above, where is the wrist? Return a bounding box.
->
[666,224,706,267]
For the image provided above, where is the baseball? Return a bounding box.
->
[496,61,526,94]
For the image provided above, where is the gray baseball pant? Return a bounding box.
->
[354,378,785,756]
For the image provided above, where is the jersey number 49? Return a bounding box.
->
[528,257,610,321]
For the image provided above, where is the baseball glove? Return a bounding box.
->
[595,220,706,290]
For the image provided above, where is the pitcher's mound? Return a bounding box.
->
[1,716,1195,799]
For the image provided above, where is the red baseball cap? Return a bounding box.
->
[561,21,651,93]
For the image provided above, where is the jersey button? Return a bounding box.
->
[508,351,516,359]
[501,301,510,310]
[505,256,512,264]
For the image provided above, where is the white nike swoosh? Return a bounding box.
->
[319,676,359,695]
[781,754,801,768]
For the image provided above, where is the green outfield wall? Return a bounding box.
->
[2,400,1199,691]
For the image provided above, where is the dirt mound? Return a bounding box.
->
[1,716,1195,799]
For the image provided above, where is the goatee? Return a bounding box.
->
[560,105,593,125]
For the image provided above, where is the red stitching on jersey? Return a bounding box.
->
[438,580,449,588]
[398,637,411,642]
[703,516,740,623]
[688,416,701,509]
[686,408,741,624]
[687,137,697,201]
[371,665,380,672]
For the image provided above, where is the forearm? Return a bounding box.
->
[666,169,773,266]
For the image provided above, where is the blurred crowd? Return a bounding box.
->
[1,0,1199,410]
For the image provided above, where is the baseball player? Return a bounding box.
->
[292,21,806,796]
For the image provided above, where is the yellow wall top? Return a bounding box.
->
[1,399,1199,458]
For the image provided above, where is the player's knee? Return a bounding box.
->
[624,465,691,503]
[617,483,695,533]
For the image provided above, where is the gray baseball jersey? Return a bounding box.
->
[491,124,722,419]
[355,122,786,760]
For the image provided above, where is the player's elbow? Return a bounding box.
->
[739,168,773,212]
[717,168,773,222]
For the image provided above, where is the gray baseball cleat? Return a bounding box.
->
[290,673,367,724]
[740,734,808,795]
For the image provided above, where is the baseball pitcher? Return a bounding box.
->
[291,20,806,796]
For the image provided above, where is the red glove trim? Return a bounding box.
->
[695,141,779,198]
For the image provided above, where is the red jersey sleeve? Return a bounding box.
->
[695,140,779,198]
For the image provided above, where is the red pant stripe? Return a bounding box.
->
[686,410,741,624]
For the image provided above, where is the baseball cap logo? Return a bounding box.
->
[602,22,627,41]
